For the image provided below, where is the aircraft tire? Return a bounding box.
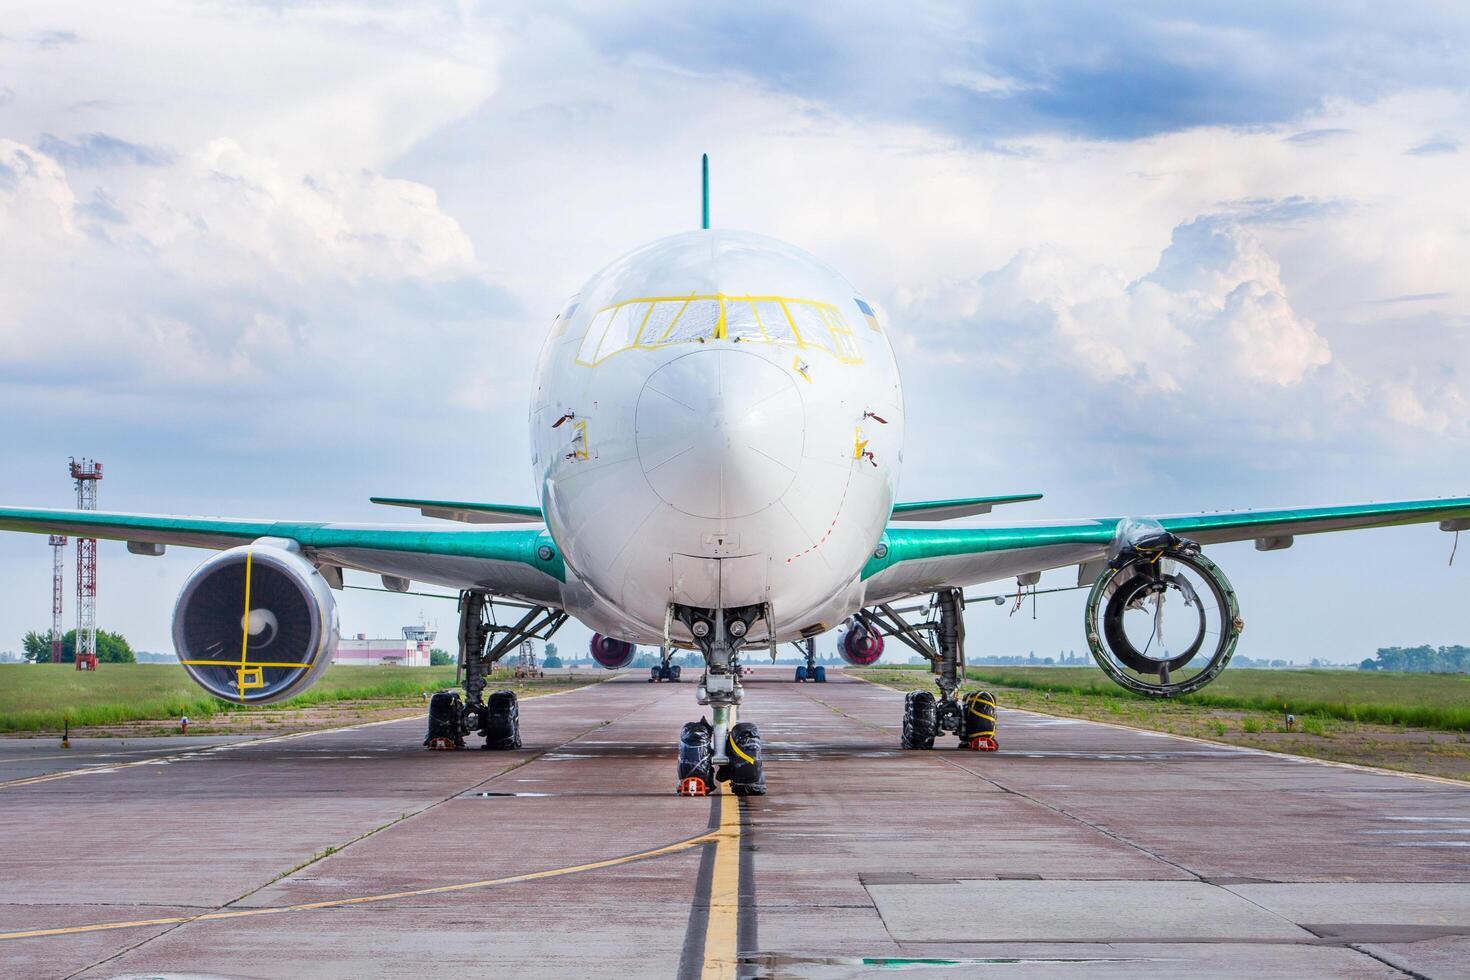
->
[481,690,521,750]
[901,690,938,750]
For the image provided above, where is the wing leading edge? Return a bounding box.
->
[0,507,565,603]
[862,495,1470,603]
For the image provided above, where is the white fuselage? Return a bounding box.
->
[530,230,905,647]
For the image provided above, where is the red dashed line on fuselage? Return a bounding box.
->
[785,462,857,564]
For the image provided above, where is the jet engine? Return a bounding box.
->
[172,542,339,704]
[837,621,885,666]
[589,633,637,669]
[1085,522,1243,697]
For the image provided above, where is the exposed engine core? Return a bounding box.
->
[838,621,885,666]
[1084,534,1242,697]
[589,633,636,669]
[172,543,339,704]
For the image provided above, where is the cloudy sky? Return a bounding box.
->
[2,1,1467,664]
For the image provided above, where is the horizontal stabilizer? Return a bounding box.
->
[369,497,543,524]
[889,493,1043,522]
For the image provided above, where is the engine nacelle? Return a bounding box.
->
[589,633,637,670]
[838,621,884,666]
[172,542,339,705]
[1084,528,1242,697]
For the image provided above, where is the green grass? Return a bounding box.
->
[932,665,1470,731]
[0,663,465,733]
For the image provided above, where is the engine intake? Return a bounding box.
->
[838,621,884,666]
[1085,541,1242,697]
[172,543,339,704]
[589,633,637,669]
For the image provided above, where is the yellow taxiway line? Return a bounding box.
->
[701,786,741,980]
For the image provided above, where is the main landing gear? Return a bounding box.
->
[793,637,826,682]
[649,646,682,683]
[671,602,767,796]
[424,591,567,751]
[860,588,999,752]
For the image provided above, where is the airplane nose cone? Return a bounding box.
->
[636,349,804,519]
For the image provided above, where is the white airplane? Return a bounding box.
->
[4,162,1468,795]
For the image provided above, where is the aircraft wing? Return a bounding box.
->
[861,495,1470,604]
[0,507,565,604]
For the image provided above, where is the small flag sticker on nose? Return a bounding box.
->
[855,298,880,332]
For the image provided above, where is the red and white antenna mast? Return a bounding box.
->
[48,534,67,663]
[69,458,103,671]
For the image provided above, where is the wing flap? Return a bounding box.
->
[369,496,543,524]
[889,493,1043,521]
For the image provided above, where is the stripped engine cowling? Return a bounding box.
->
[1084,521,1242,698]
[172,542,339,704]
[589,633,637,669]
[837,621,884,666]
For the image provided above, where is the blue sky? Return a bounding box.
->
[1,1,1467,663]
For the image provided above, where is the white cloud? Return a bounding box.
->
[0,139,77,241]
[894,215,1330,396]
[123,139,476,284]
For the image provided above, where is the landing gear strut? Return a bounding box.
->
[793,637,826,682]
[672,602,767,795]
[860,588,998,751]
[424,591,566,751]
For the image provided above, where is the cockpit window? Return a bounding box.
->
[574,293,864,367]
[784,301,831,353]
[722,298,765,341]
[751,300,795,343]
[637,301,685,345]
[661,299,722,346]
[595,301,651,362]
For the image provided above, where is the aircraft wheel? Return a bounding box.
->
[481,690,521,750]
[670,664,682,682]
[795,665,807,682]
[677,718,716,795]
[813,665,827,683]
[959,690,998,750]
[901,690,937,750]
[721,722,766,796]
[424,691,465,750]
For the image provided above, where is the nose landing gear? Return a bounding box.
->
[676,717,767,796]
[672,602,768,796]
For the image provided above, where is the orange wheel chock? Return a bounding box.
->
[425,737,458,751]
[966,736,999,752]
[677,776,710,797]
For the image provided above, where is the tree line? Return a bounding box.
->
[21,629,136,664]
[1359,646,1470,673]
